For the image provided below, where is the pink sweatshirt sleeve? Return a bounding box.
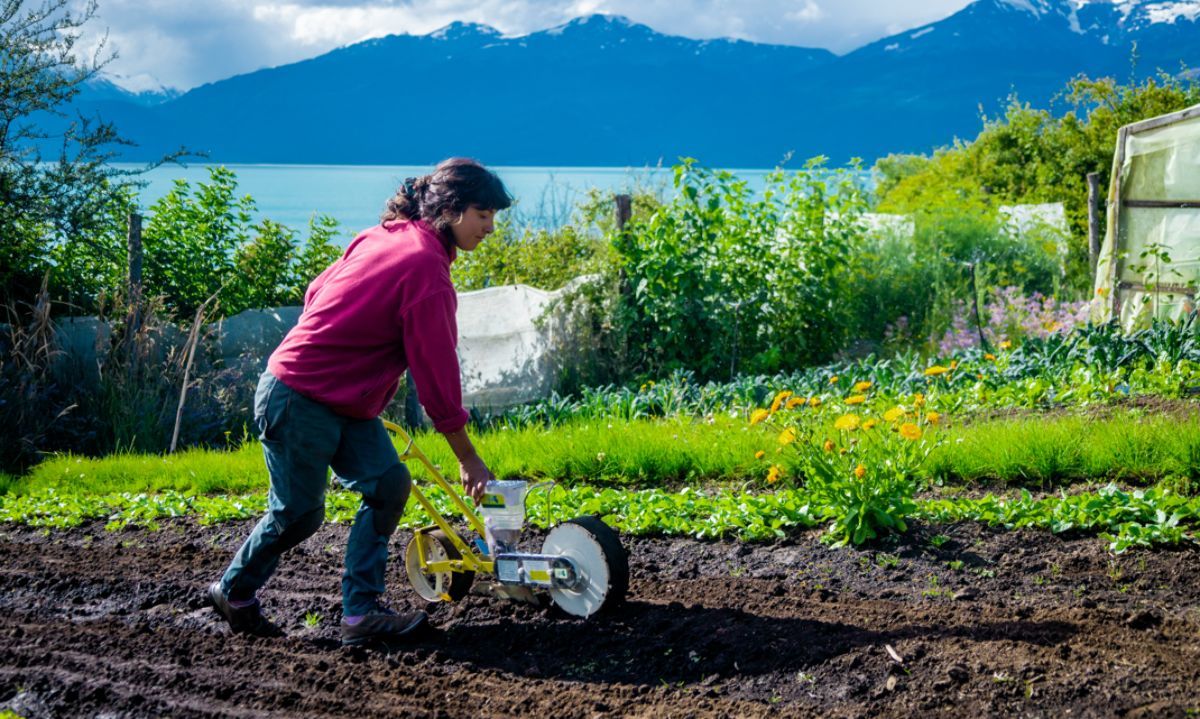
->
[401,289,470,434]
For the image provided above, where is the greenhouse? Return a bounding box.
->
[1092,103,1200,329]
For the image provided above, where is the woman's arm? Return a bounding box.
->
[400,289,491,499]
[441,427,493,501]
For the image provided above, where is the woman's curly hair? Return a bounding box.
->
[382,158,512,238]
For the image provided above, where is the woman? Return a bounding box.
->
[208,158,512,646]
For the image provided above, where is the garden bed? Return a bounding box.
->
[2,517,1198,717]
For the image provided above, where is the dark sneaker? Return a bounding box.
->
[340,606,429,647]
[207,582,284,638]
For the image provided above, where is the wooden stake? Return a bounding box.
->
[1087,173,1100,279]
[127,213,143,334]
[614,194,632,233]
[170,290,221,454]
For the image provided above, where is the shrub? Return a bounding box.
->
[613,158,869,381]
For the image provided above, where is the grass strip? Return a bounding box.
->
[9,411,1200,499]
[927,414,1200,487]
[11,416,768,497]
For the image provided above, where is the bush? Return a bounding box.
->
[0,286,258,474]
[144,167,343,318]
[612,158,869,381]
[874,73,1200,294]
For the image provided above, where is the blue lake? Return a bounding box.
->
[118,163,784,242]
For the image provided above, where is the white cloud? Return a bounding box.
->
[80,0,975,90]
[786,1,825,23]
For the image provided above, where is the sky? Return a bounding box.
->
[79,0,976,92]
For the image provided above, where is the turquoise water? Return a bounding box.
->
[118,163,779,241]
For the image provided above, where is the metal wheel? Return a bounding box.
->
[404,529,474,602]
[542,515,628,618]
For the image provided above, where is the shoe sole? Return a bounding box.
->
[341,614,429,647]
[207,582,230,621]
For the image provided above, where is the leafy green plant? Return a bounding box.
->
[613,158,869,380]
[144,167,343,318]
[748,387,941,546]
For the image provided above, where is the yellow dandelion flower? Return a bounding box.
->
[809,397,822,407]
[999,340,1012,350]
[749,409,770,425]
[770,396,784,413]
[823,439,834,453]
[786,397,805,409]
[1096,287,1108,297]
[852,381,872,393]
[854,464,866,479]
[913,393,926,408]
[829,375,839,385]
[778,427,798,445]
[767,465,782,484]
[754,450,765,459]
[774,390,793,402]
[862,419,878,430]
[924,365,950,377]
[834,414,861,431]
[925,411,941,425]
[949,360,958,370]
[899,423,923,441]
[883,407,905,423]
[984,353,996,361]
[845,394,867,405]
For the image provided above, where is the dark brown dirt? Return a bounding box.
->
[2,517,1199,718]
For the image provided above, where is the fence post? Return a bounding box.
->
[127,213,143,333]
[1087,173,1101,278]
[614,194,632,233]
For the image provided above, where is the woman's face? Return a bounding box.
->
[449,205,497,252]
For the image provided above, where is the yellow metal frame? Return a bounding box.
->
[382,419,494,576]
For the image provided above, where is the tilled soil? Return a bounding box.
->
[1,517,1199,718]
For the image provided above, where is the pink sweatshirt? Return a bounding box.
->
[267,220,470,433]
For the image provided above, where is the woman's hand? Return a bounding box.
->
[458,454,494,501]
[443,427,493,501]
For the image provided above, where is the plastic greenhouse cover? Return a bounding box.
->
[1091,106,1200,330]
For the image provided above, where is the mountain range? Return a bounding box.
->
[69,0,1200,166]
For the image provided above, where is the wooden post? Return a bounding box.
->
[1087,173,1101,278]
[1110,128,1129,320]
[127,213,143,333]
[614,194,632,233]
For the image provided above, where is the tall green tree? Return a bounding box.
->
[0,0,154,307]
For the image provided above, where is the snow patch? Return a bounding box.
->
[910,26,935,39]
[885,42,901,51]
[998,0,1046,16]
